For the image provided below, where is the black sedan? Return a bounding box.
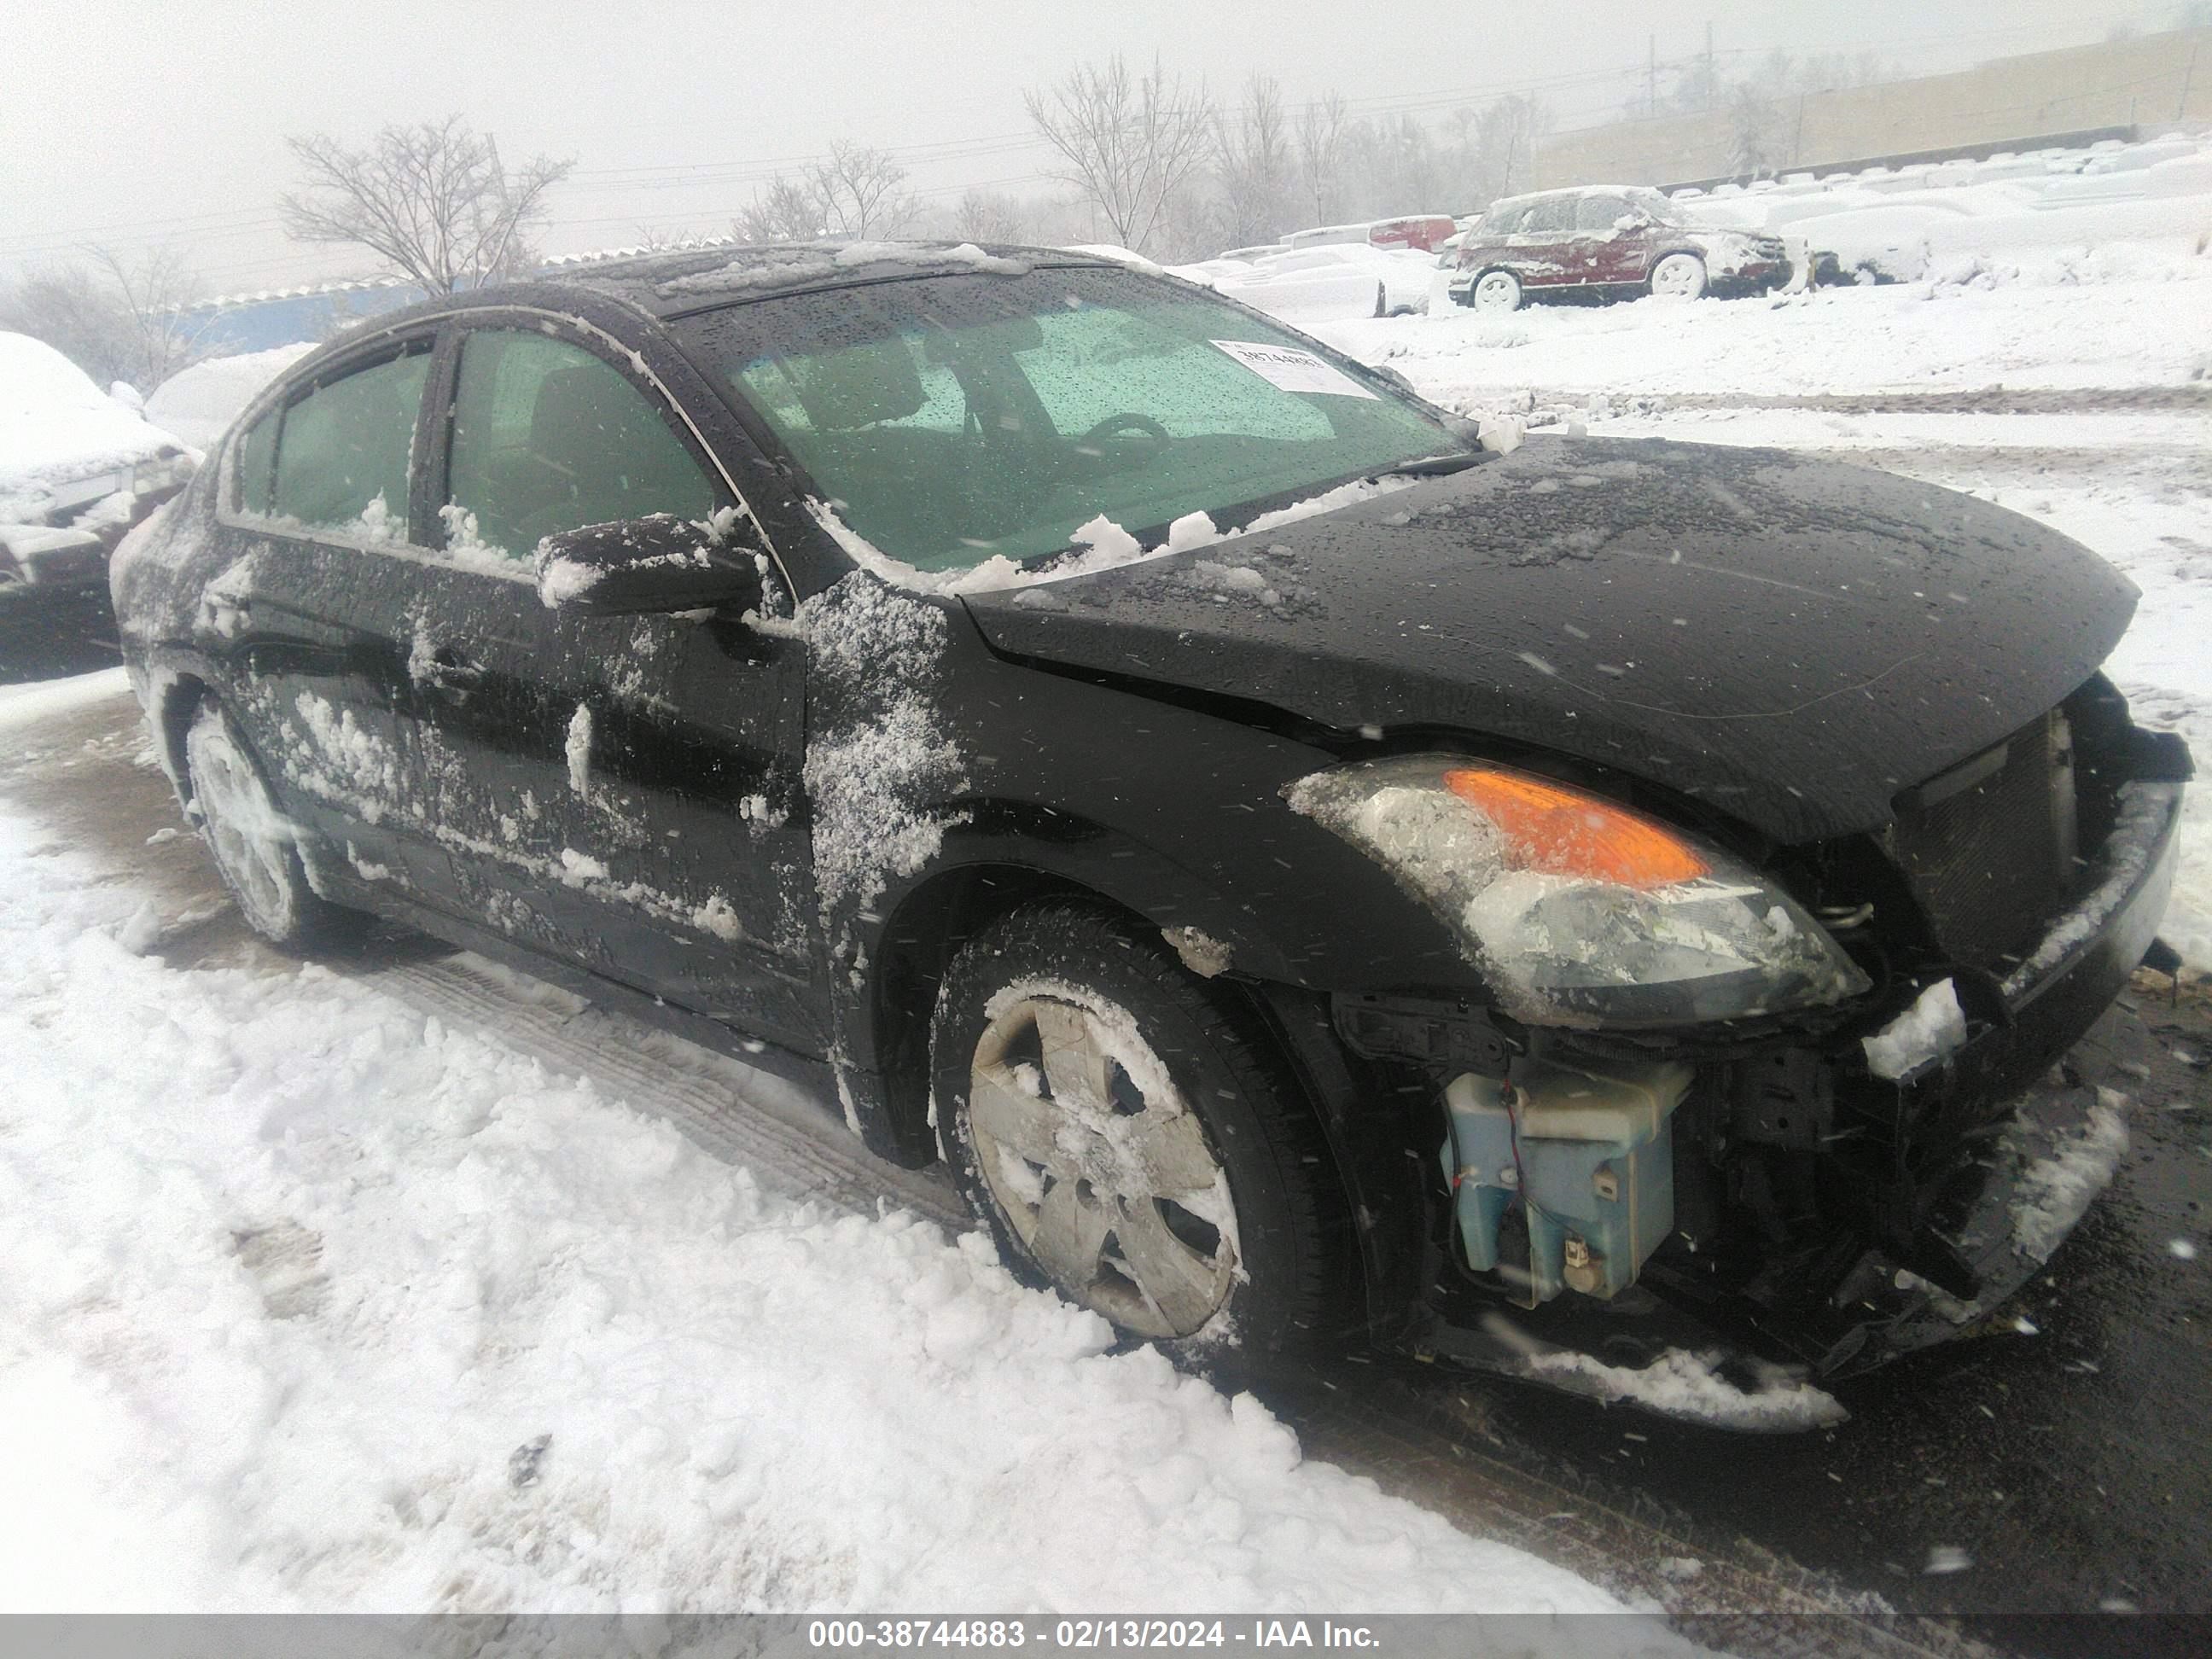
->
[110,242,2189,1410]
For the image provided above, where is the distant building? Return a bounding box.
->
[179,277,425,356]
[183,237,746,358]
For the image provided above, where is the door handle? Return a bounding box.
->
[424,647,486,691]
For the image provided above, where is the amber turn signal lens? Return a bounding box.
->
[1443,766,1711,889]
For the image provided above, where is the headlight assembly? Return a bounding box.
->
[1286,754,1870,1027]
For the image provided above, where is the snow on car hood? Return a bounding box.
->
[962,434,2139,844]
[0,332,182,518]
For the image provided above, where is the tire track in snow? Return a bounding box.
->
[365,949,969,1230]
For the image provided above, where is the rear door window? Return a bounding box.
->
[1516,198,1572,236]
[444,329,719,559]
[269,347,432,536]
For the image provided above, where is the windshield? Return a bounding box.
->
[672,267,1461,574]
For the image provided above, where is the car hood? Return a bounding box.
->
[960,436,2139,843]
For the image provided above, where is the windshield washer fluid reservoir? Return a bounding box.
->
[1441,1056,1692,1305]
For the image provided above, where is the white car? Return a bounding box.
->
[1201,244,1435,323]
[1,333,192,604]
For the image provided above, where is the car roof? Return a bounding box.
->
[234,241,1143,428]
[1484,185,1663,211]
[513,240,1121,319]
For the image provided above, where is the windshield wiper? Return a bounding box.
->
[1372,451,1487,480]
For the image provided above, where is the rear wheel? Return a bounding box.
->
[184,701,361,952]
[1650,252,1708,300]
[930,905,1345,1358]
[1471,269,1523,313]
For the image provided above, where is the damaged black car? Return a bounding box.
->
[110,243,2190,1420]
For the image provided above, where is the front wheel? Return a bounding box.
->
[930,905,1346,1358]
[1649,252,1708,300]
[184,701,362,952]
[1470,269,1523,313]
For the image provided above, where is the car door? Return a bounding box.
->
[214,334,457,896]
[403,315,825,1053]
[1570,192,1650,287]
[1504,195,1575,290]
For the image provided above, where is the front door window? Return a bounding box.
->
[444,329,719,559]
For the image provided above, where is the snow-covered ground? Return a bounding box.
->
[1324,267,2212,399]
[0,679,1668,1624]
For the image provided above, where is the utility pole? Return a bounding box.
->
[1706,22,1716,111]
[1648,34,1658,118]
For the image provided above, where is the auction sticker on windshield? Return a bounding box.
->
[1209,339,1377,399]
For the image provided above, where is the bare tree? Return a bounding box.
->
[737,143,918,242]
[1294,92,1349,224]
[280,117,573,294]
[1470,95,1549,203]
[1726,82,1788,178]
[1024,55,1214,254]
[736,176,827,242]
[0,246,209,391]
[812,143,919,237]
[952,188,1028,244]
[1212,76,1296,248]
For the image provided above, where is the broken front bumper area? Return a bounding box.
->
[1392,779,2184,1412]
[1804,778,2182,1376]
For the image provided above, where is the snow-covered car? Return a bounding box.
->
[144,343,316,452]
[1447,186,1790,311]
[113,242,2189,1408]
[2,332,194,606]
[1209,243,1435,322]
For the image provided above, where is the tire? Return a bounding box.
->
[930,904,1345,1359]
[183,701,362,952]
[1649,252,1708,300]
[1470,269,1522,313]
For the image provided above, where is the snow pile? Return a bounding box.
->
[1523,1346,1848,1433]
[2123,689,2212,973]
[0,797,1646,1617]
[143,345,314,451]
[0,331,183,521]
[1860,978,1968,1080]
[2007,1089,2130,1263]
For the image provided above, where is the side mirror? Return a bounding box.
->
[534,514,765,618]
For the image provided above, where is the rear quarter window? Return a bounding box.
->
[233,408,277,515]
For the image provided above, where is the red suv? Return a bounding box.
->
[1447,186,1790,312]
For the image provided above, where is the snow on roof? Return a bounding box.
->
[196,272,414,312]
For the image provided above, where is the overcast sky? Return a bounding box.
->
[0,0,2181,294]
